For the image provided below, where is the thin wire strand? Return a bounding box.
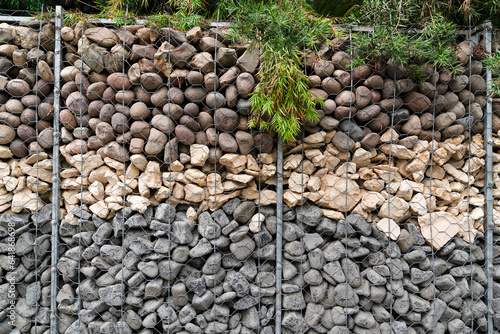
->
[120,8,128,334]
[213,10,220,334]
[33,5,45,332]
[465,15,475,330]
[428,64,439,332]
[76,14,85,334]
[343,29,354,333]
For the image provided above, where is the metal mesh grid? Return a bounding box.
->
[0,6,56,334]
[0,6,497,334]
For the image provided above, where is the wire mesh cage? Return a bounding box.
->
[0,6,498,334]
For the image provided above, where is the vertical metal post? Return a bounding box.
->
[50,6,62,334]
[275,138,283,334]
[484,21,495,334]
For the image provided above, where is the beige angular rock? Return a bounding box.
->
[170,161,184,172]
[418,212,461,250]
[304,131,326,144]
[410,193,427,216]
[89,181,105,200]
[380,128,399,143]
[259,189,277,205]
[3,176,17,192]
[360,192,385,210]
[249,213,265,233]
[0,145,12,159]
[289,172,309,193]
[185,168,207,187]
[307,176,321,192]
[0,192,13,206]
[74,154,104,176]
[377,218,400,240]
[352,148,371,168]
[258,153,275,164]
[140,161,161,189]
[223,180,246,191]
[90,201,109,219]
[396,180,414,201]
[335,162,356,176]
[184,183,205,203]
[12,188,43,213]
[130,154,148,171]
[207,173,223,195]
[219,154,247,173]
[322,209,345,220]
[363,179,384,192]
[190,144,209,166]
[442,163,471,184]
[378,197,410,223]
[261,164,276,179]
[379,144,416,159]
[405,151,430,173]
[284,154,303,170]
[226,173,253,184]
[283,189,306,207]
[317,174,361,211]
[127,195,149,213]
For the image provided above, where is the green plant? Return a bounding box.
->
[484,49,500,96]
[229,0,332,142]
[63,11,89,27]
[0,0,41,13]
[349,3,462,80]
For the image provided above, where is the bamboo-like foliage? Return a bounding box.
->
[230,0,331,142]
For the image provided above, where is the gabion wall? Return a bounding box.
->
[1,8,500,334]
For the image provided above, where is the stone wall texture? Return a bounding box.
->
[0,19,499,334]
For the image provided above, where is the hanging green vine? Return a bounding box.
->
[230,0,332,142]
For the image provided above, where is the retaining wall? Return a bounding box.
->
[0,12,499,334]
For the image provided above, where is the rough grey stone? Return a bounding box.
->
[233,201,255,223]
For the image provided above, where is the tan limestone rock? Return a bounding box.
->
[207,173,223,195]
[418,212,461,250]
[289,172,309,193]
[90,201,109,219]
[379,144,415,159]
[12,188,43,213]
[360,192,385,211]
[185,168,207,187]
[284,154,303,170]
[127,195,149,213]
[141,161,162,189]
[352,148,371,168]
[317,174,361,211]
[190,144,209,166]
[378,197,411,223]
[184,184,204,202]
[89,181,105,201]
[376,218,401,240]
[406,151,430,173]
[283,189,306,207]
[131,154,148,171]
[249,213,265,233]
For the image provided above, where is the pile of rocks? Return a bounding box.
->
[307,39,486,145]
[55,202,277,334]
[0,130,486,253]
[55,24,487,165]
[0,23,56,158]
[282,130,485,249]
[58,22,267,162]
[280,206,488,333]
[0,207,53,333]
